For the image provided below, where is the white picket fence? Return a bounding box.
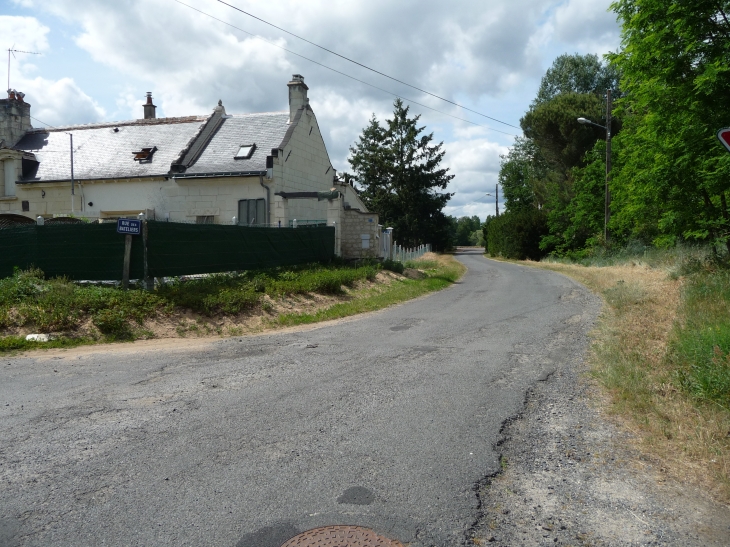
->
[391,243,432,263]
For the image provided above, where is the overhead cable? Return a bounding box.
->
[214,0,520,129]
[171,0,519,137]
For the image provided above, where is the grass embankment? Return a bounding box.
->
[528,246,730,502]
[0,253,464,353]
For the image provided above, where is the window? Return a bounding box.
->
[196,215,214,224]
[238,199,266,226]
[132,146,157,163]
[235,143,256,159]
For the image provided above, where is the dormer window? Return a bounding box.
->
[133,146,157,163]
[235,143,256,159]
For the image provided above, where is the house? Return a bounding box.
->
[0,75,380,257]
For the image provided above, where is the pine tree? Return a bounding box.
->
[348,99,454,249]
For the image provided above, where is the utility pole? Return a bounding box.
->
[605,88,612,242]
[577,88,613,242]
[69,133,75,214]
[495,184,500,217]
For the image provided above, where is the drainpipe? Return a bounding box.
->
[259,174,269,226]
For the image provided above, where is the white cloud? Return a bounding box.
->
[23,77,105,126]
[0,15,50,53]
[0,15,103,126]
[551,0,620,54]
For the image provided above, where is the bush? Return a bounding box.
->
[486,209,548,260]
[382,259,404,274]
[92,309,132,339]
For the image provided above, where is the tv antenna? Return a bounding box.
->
[7,46,41,91]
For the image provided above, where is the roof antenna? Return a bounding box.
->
[7,46,41,91]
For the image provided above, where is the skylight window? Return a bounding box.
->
[235,143,256,159]
[133,146,157,163]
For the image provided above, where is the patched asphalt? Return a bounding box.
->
[0,250,599,546]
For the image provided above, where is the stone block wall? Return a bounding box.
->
[340,208,380,259]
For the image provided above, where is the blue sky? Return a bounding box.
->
[2,0,621,219]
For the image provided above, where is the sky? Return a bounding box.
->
[1,0,621,219]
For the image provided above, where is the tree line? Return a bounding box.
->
[487,0,730,259]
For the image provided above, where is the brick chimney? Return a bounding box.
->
[287,74,309,123]
[0,89,32,148]
[143,92,156,119]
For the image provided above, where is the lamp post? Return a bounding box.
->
[578,88,612,242]
[485,183,500,217]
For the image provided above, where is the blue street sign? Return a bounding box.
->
[117,218,142,235]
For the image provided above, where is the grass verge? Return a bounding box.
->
[0,254,464,353]
[518,248,730,502]
[275,255,463,326]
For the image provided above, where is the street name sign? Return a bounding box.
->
[117,218,141,235]
[718,128,730,153]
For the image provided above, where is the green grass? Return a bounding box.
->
[275,256,463,327]
[0,258,462,353]
[669,270,730,408]
[0,335,97,353]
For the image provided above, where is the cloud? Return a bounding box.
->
[0,15,50,53]
[0,15,104,126]
[23,77,106,126]
[551,0,620,54]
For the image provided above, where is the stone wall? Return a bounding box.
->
[340,208,380,259]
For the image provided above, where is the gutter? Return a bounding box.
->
[170,170,267,179]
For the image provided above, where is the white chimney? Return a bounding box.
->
[287,74,309,123]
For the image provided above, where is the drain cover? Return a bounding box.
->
[279,525,405,546]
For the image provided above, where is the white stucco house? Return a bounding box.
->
[0,75,369,235]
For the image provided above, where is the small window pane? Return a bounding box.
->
[235,144,255,159]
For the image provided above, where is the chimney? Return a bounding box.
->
[0,89,32,148]
[287,74,309,123]
[143,92,156,119]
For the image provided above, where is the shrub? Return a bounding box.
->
[486,209,548,260]
[382,259,404,274]
[92,309,132,339]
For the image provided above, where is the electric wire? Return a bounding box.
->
[171,0,519,136]
[214,0,520,129]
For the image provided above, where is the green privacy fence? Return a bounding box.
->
[0,221,335,280]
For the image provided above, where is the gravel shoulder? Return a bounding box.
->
[470,301,730,546]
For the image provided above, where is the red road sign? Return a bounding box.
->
[718,128,730,153]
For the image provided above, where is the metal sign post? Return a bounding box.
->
[117,219,142,289]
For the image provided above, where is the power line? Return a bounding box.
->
[171,0,519,137]
[214,0,520,129]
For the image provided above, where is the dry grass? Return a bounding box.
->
[524,259,730,503]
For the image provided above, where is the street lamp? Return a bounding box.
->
[577,89,612,242]
[485,183,500,217]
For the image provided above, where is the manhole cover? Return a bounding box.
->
[279,525,405,546]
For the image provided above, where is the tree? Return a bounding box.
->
[608,0,730,250]
[348,99,454,249]
[454,215,482,246]
[532,53,621,107]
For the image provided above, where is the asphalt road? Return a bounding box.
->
[0,250,599,547]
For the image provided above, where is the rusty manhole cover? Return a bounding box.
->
[279,525,405,547]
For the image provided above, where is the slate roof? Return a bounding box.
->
[13,109,291,182]
[181,112,290,177]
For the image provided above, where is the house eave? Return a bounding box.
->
[170,170,267,179]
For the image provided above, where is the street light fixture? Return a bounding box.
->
[485,183,500,217]
[577,89,612,242]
